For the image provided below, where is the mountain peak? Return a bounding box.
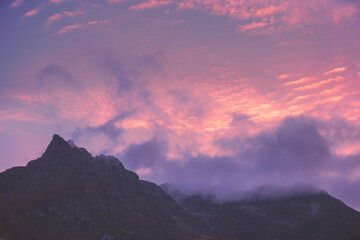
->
[41,134,73,159]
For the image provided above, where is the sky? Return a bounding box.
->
[1,0,360,209]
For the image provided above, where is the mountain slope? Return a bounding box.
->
[0,135,198,240]
[163,185,360,240]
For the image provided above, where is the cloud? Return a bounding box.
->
[88,20,110,25]
[175,0,359,33]
[23,7,43,17]
[72,112,132,144]
[293,76,344,91]
[10,0,23,8]
[97,54,134,96]
[118,116,359,203]
[323,67,347,75]
[46,13,63,26]
[38,64,81,90]
[278,74,293,79]
[121,137,167,169]
[332,5,358,23]
[238,22,267,32]
[57,23,82,35]
[255,5,284,17]
[46,10,86,27]
[129,0,172,10]
[246,116,331,174]
[283,77,315,86]
[49,0,65,3]
[62,10,86,17]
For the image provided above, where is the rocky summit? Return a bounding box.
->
[0,134,360,240]
[0,135,198,240]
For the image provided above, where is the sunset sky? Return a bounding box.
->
[1,0,360,209]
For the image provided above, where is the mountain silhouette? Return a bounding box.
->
[0,134,359,240]
[0,135,198,240]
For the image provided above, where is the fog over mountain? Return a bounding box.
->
[116,116,360,210]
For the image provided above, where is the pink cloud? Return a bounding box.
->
[332,5,358,23]
[10,0,23,8]
[278,74,293,79]
[8,88,117,128]
[46,10,85,27]
[323,67,347,75]
[0,109,47,123]
[46,13,63,26]
[176,0,359,33]
[49,0,63,3]
[136,167,152,177]
[63,10,86,17]
[23,8,42,17]
[238,21,267,32]
[108,0,123,3]
[255,5,284,17]
[57,23,82,35]
[321,84,346,95]
[11,94,48,103]
[283,77,314,86]
[293,76,344,91]
[88,20,110,25]
[129,0,172,10]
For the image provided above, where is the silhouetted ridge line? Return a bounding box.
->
[0,134,359,240]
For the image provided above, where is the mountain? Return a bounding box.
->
[0,135,198,240]
[162,184,360,240]
[1,134,360,240]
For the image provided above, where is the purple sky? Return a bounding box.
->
[1,0,360,209]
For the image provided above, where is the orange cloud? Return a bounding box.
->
[323,67,347,75]
[57,23,82,35]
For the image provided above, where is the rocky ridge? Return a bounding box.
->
[0,135,198,240]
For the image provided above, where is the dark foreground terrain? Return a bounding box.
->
[0,135,360,240]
